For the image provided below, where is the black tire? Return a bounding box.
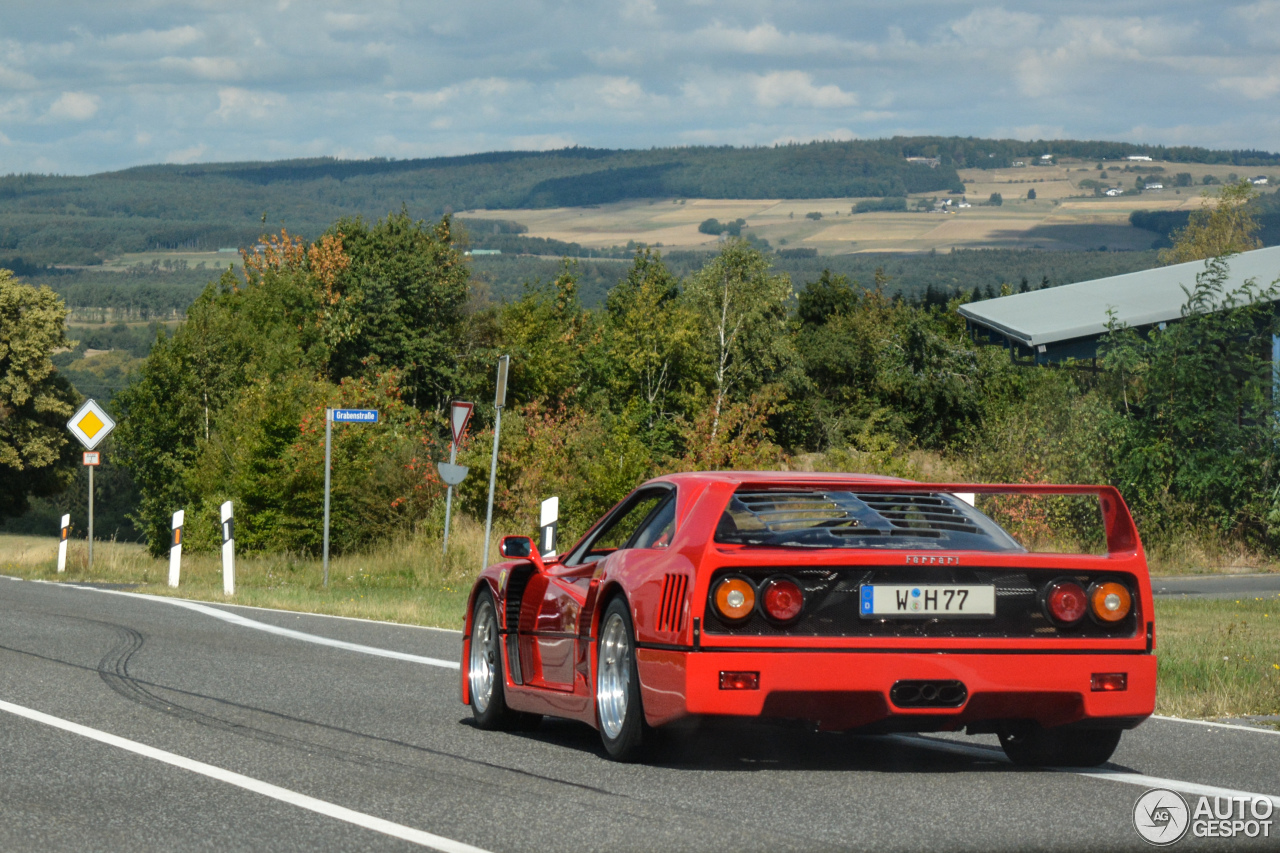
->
[595,596,650,762]
[468,589,541,732]
[998,724,1122,767]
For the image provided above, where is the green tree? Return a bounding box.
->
[1159,180,1262,265]
[0,270,79,519]
[684,240,797,444]
[1101,258,1280,539]
[1026,188,1036,200]
[596,249,697,454]
[988,193,1003,206]
[500,259,594,405]
[327,211,471,411]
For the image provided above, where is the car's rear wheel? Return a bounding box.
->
[596,596,649,762]
[998,723,1122,767]
[469,589,540,731]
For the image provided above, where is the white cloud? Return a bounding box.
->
[47,91,99,121]
[100,26,202,54]
[753,71,856,109]
[387,78,516,110]
[160,56,243,81]
[508,133,576,151]
[692,22,854,57]
[166,143,207,163]
[214,87,283,121]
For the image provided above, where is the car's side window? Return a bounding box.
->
[590,491,666,552]
[565,487,673,564]
[629,494,676,550]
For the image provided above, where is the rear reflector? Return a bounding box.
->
[1091,672,1128,692]
[719,671,760,690]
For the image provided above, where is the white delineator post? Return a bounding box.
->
[57,514,70,573]
[168,510,184,588]
[539,497,559,558]
[220,501,235,595]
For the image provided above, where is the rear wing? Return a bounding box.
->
[851,483,1140,557]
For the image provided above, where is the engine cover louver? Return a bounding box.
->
[658,573,688,633]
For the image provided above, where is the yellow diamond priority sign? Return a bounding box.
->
[67,399,116,451]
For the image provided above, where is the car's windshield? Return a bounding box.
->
[714,489,1024,552]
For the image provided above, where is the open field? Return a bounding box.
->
[459,158,1278,256]
[4,529,1277,720]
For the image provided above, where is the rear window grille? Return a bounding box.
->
[855,493,981,535]
[729,491,981,538]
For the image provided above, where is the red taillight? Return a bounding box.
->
[761,577,804,623]
[1091,672,1128,692]
[719,671,760,690]
[1046,580,1087,625]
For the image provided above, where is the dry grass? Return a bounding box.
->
[1155,595,1280,720]
[0,516,500,630]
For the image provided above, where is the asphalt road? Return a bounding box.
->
[1,577,1277,853]
[1152,573,1280,600]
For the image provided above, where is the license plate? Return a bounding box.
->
[860,584,995,618]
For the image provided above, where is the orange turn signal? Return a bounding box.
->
[713,576,756,623]
[1089,581,1132,623]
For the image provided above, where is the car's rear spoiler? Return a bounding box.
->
[737,479,1146,558]
[821,482,1141,557]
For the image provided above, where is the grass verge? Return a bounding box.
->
[0,518,497,631]
[1155,595,1280,721]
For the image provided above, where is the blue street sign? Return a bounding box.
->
[332,409,379,423]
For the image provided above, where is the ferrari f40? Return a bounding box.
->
[460,473,1156,765]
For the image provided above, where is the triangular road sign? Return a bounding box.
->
[450,401,474,446]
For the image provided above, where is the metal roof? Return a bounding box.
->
[956,245,1280,348]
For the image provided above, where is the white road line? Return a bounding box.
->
[890,735,1280,808]
[1153,714,1280,736]
[0,698,489,853]
[67,586,460,670]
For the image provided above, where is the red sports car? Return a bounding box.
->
[460,472,1156,765]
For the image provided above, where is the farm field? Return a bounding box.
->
[460,158,1278,256]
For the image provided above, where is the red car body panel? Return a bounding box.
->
[460,472,1157,734]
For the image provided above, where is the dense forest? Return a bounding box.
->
[3,135,1278,267]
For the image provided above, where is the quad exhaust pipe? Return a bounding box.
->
[890,679,967,708]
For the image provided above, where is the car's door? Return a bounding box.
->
[525,487,674,690]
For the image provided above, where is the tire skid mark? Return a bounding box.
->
[0,610,620,799]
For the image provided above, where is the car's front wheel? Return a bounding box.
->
[998,723,1122,767]
[468,589,540,731]
[595,596,649,762]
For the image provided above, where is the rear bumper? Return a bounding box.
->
[637,648,1156,732]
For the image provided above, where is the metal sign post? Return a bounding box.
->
[322,408,379,586]
[439,402,473,554]
[66,400,114,574]
[481,356,510,571]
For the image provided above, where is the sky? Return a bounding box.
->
[3,1,1280,175]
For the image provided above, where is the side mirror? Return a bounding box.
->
[499,535,544,569]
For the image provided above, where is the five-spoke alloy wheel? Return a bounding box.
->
[596,596,649,761]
